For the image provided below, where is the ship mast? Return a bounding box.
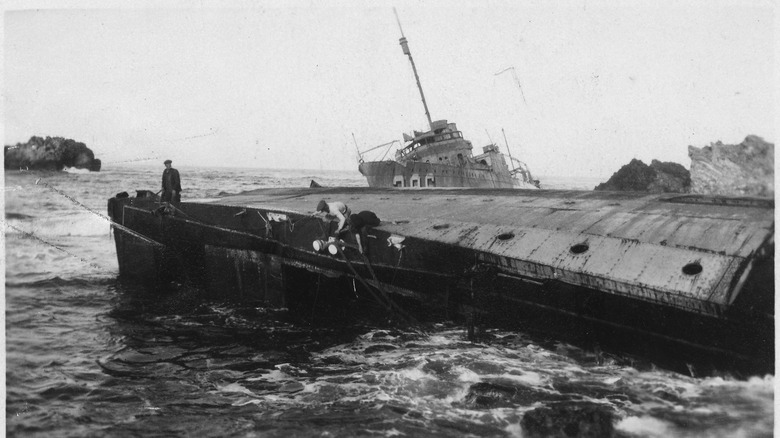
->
[501,128,516,169]
[394,9,433,131]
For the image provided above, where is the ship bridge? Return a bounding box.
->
[396,120,474,164]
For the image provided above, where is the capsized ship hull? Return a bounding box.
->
[358,160,538,189]
[108,187,774,375]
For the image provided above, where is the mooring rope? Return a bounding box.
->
[310,272,322,325]
[35,178,164,247]
[337,247,395,313]
[4,222,108,271]
[335,244,423,331]
[390,247,404,285]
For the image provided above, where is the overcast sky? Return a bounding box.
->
[2,0,775,178]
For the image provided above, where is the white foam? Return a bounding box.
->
[615,416,673,437]
[424,335,453,346]
[62,167,92,174]
[454,368,481,383]
[502,370,546,387]
[385,367,428,386]
[504,423,524,438]
[217,382,257,397]
[232,398,263,407]
[246,369,288,382]
[299,382,318,394]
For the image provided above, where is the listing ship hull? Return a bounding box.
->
[359,160,537,189]
[108,187,774,375]
[356,20,541,190]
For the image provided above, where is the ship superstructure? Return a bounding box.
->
[358,12,539,189]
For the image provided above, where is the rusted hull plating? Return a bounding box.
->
[108,187,774,374]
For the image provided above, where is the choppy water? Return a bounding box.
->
[4,166,774,437]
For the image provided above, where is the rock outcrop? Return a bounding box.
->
[688,135,773,197]
[594,159,690,193]
[4,136,101,171]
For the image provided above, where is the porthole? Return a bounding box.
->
[433,224,450,230]
[570,243,589,254]
[682,262,703,275]
[497,232,514,241]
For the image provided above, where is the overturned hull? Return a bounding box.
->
[108,187,774,375]
[359,160,537,189]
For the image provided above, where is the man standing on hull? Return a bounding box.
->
[161,159,181,204]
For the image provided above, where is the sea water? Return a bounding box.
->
[4,166,773,437]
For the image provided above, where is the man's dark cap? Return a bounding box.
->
[164,159,172,164]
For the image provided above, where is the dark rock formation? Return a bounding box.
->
[594,159,690,193]
[4,136,101,171]
[688,135,773,197]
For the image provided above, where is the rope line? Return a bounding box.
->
[35,178,163,247]
[335,244,423,331]
[310,272,322,324]
[390,248,404,285]
[357,250,424,332]
[4,222,107,271]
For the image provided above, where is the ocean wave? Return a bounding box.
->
[5,211,35,220]
[5,213,112,237]
[62,167,93,174]
[6,275,116,289]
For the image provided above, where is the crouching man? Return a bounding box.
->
[349,211,381,255]
[315,200,352,236]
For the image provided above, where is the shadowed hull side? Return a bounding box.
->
[359,160,536,189]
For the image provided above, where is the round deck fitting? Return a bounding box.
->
[682,262,703,275]
[570,243,589,254]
